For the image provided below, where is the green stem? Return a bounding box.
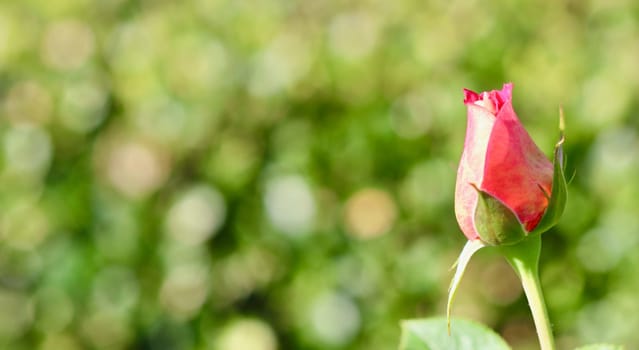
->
[501,235,555,350]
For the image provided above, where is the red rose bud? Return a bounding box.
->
[454,83,556,245]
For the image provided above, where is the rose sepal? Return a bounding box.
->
[472,185,526,246]
[446,239,485,334]
[529,109,567,236]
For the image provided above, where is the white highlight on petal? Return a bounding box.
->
[473,92,496,114]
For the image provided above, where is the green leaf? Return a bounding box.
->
[447,240,485,333]
[400,317,511,350]
[473,186,526,245]
[532,109,568,235]
[574,344,625,350]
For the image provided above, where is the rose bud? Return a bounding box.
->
[447,83,567,334]
[454,83,564,245]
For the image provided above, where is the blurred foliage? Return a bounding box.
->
[1,0,639,349]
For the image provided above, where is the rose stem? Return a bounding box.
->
[501,235,556,350]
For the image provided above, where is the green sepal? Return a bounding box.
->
[473,185,526,246]
[531,110,568,235]
[446,239,485,334]
[446,188,525,330]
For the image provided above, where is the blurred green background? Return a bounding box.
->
[1,0,639,349]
